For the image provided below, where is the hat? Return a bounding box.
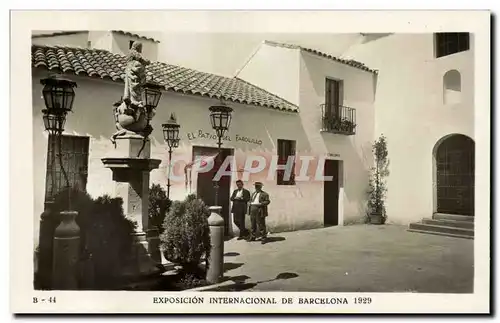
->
[254,181,263,186]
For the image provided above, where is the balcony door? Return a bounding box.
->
[325,78,342,117]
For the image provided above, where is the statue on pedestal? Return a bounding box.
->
[111,41,155,145]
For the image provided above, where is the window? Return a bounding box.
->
[443,70,462,105]
[277,139,296,185]
[435,33,470,58]
[129,40,142,53]
[325,78,343,117]
[45,134,90,201]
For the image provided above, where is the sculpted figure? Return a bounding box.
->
[111,41,153,146]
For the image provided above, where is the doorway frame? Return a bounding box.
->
[432,133,475,215]
[323,158,344,227]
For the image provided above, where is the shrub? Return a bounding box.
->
[160,195,211,277]
[148,184,171,234]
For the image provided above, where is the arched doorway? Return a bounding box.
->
[434,134,475,216]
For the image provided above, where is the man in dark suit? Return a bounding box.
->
[248,182,271,244]
[230,180,251,240]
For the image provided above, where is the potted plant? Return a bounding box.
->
[367,134,390,224]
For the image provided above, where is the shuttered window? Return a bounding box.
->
[45,134,90,201]
[277,139,296,185]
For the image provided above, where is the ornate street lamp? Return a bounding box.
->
[208,102,233,206]
[135,81,163,157]
[40,76,77,208]
[161,113,181,199]
[144,81,163,123]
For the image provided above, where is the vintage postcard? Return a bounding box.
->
[10,10,490,314]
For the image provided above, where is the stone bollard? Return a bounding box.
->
[146,227,162,264]
[206,206,224,284]
[37,201,57,290]
[52,211,80,290]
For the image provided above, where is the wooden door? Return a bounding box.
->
[324,159,339,226]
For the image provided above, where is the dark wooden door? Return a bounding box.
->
[325,78,341,117]
[45,134,89,201]
[436,135,475,216]
[193,146,233,235]
[324,159,339,226]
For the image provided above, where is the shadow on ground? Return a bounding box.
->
[223,262,244,272]
[203,272,299,292]
[223,252,240,257]
[263,236,286,244]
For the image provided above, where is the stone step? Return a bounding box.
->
[407,229,474,240]
[422,218,474,229]
[433,213,474,222]
[408,222,474,238]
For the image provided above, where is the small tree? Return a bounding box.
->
[367,134,390,223]
[148,184,171,234]
[160,195,211,277]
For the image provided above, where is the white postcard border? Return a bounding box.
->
[10,10,491,314]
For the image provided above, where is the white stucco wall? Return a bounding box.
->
[343,33,475,224]
[88,31,112,51]
[31,32,90,48]
[298,50,376,225]
[237,43,377,225]
[236,42,301,106]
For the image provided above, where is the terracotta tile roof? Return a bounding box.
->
[264,40,378,74]
[31,45,298,112]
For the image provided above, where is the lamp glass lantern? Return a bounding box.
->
[40,76,78,115]
[42,109,67,134]
[209,104,233,139]
[162,114,180,149]
[144,81,163,120]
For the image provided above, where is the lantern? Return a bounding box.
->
[208,104,233,139]
[162,113,180,149]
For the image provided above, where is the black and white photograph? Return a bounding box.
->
[9,9,491,314]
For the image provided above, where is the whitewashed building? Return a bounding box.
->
[31,31,475,240]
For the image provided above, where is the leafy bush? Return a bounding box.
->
[367,134,390,223]
[148,184,171,234]
[50,188,136,289]
[160,195,211,277]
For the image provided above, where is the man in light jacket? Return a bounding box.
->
[248,181,271,244]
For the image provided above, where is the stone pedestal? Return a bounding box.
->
[206,206,224,284]
[102,135,162,281]
[52,211,80,290]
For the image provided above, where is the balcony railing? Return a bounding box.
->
[320,104,357,135]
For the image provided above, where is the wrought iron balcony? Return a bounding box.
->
[320,104,357,135]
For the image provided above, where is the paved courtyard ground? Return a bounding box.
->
[207,224,474,293]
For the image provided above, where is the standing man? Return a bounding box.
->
[230,180,251,240]
[248,182,271,244]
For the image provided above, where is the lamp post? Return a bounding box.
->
[40,75,80,290]
[161,113,180,199]
[40,76,77,207]
[208,103,233,206]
